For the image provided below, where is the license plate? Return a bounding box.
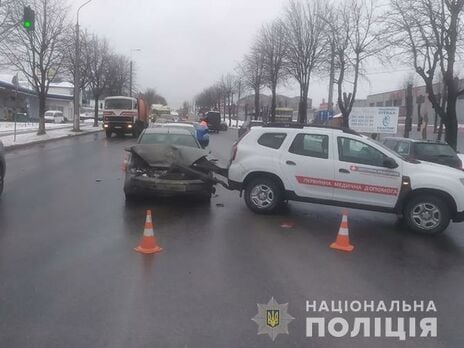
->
[114,126,122,129]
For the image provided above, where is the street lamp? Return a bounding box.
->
[73,0,93,132]
[129,48,142,97]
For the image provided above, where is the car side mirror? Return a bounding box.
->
[383,157,398,169]
[124,146,133,152]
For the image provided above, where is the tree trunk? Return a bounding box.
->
[37,92,46,135]
[298,84,309,123]
[223,95,227,122]
[404,84,413,138]
[437,118,444,142]
[236,88,241,128]
[270,84,277,122]
[229,93,233,127]
[254,90,260,120]
[445,99,458,150]
[94,96,99,127]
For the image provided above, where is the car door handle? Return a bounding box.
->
[339,168,350,174]
[286,160,296,166]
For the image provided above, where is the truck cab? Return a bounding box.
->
[103,96,148,138]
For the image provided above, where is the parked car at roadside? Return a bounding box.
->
[44,110,65,123]
[228,123,464,234]
[123,127,216,201]
[0,140,5,196]
[383,137,463,170]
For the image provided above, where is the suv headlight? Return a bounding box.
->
[460,178,464,186]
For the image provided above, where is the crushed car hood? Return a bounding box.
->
[127,144,229,188]
[128,144,208,167]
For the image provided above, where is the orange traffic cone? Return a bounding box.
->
[134,210,163,254]
[330,210,354,252]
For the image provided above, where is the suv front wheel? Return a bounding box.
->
[244,177,282,214]
[404,194,451,234]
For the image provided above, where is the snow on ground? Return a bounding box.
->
[0,122,70,134]
[1,123,102,149]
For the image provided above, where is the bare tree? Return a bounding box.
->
[258,19,288,122]
[283,0,327,123]
[143,88,167,107]
[234,74,243,127]
[0,0,14,41]
[387,0,464,150]
[241,46,264,120]
[1,0,70,134]
[86,35,111,127]
[221,74,234,125]
[63,29,92,91]
[104,54,131,97]
[328,0,382,127]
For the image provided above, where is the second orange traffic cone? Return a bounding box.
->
[134,210,163,254]
[330,210,354,252]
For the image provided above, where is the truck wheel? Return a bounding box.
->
[404,194,451,234]
[105,129,112,138]
[244,177,282,214]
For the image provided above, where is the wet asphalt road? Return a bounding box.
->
[1,129,464,348]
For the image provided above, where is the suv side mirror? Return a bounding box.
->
[383,157,398,169]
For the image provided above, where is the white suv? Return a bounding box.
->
[228,124,464,234]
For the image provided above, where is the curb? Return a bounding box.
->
[4,128,103,152]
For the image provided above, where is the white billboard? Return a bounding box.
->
[349,107,399,134]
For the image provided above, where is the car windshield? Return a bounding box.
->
[415,143,456,157]
[139,133,199,148]
[156,124,195,134]
[105,99,133,110]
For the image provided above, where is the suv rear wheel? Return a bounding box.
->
[244,177,282,214]
[404,194,451,234]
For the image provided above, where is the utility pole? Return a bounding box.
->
[129,48,141,98]
[73,0,93,132]
[129,60,132,97]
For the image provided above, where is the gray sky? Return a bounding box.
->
[71,0,414,108]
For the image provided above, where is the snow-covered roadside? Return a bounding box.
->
[1,122,103,150]
[0,122,71,135]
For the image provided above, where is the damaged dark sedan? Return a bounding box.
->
[123,127,220,201]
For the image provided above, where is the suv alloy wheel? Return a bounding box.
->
[244,177,282,214]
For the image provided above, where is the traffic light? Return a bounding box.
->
[23,6,35,32]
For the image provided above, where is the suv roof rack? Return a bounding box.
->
[262,122,361,136]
